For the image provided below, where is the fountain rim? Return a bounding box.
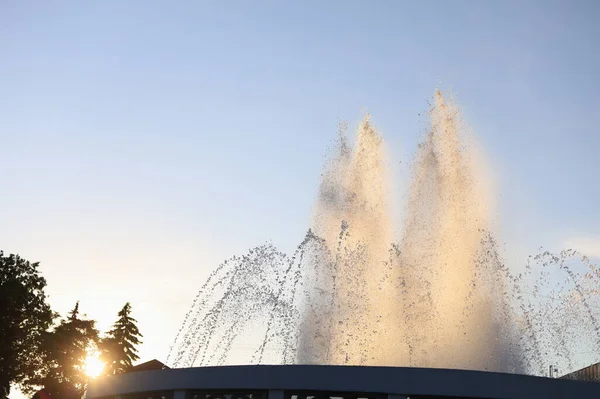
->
[86,364,600,399]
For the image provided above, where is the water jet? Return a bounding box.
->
[166,90,600,378]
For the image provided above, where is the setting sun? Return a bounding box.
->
[84,354,105,378]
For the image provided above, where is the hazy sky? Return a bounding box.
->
[1,0,599,378]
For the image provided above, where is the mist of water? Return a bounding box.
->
[167,90,600,375]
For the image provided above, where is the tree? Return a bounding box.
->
[100,303,142,375]
[0,251,54,397]
[40,302,99,399]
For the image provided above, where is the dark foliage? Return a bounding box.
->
[39,302,99,399]
[100,303,142,375]
[0,252,54,396]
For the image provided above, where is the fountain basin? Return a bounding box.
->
[86,365,600,399]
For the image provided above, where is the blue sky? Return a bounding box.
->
[1,0,599,378]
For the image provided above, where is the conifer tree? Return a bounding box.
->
[41,302,98,399]
[100,303,142,375]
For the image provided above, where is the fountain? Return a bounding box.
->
[166,90,600,377]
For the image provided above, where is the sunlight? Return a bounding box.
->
[84,353,105,378]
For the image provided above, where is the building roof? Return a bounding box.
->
[87,364,600,399]
[129,359,170,373]
[561,362,600,382]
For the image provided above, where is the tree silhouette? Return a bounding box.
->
[0,251,54,397]
[40,302,99,399]
[100,303,142,375]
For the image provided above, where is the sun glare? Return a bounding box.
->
[84,354,105,378]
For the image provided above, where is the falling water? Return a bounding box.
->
[397,91,519,371]
[167,90,600,375]
[305,115,393,365]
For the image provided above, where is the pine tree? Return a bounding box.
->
[40,302,99,399]
[100,303,142,375]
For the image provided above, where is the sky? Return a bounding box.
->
[1,0,600,389]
